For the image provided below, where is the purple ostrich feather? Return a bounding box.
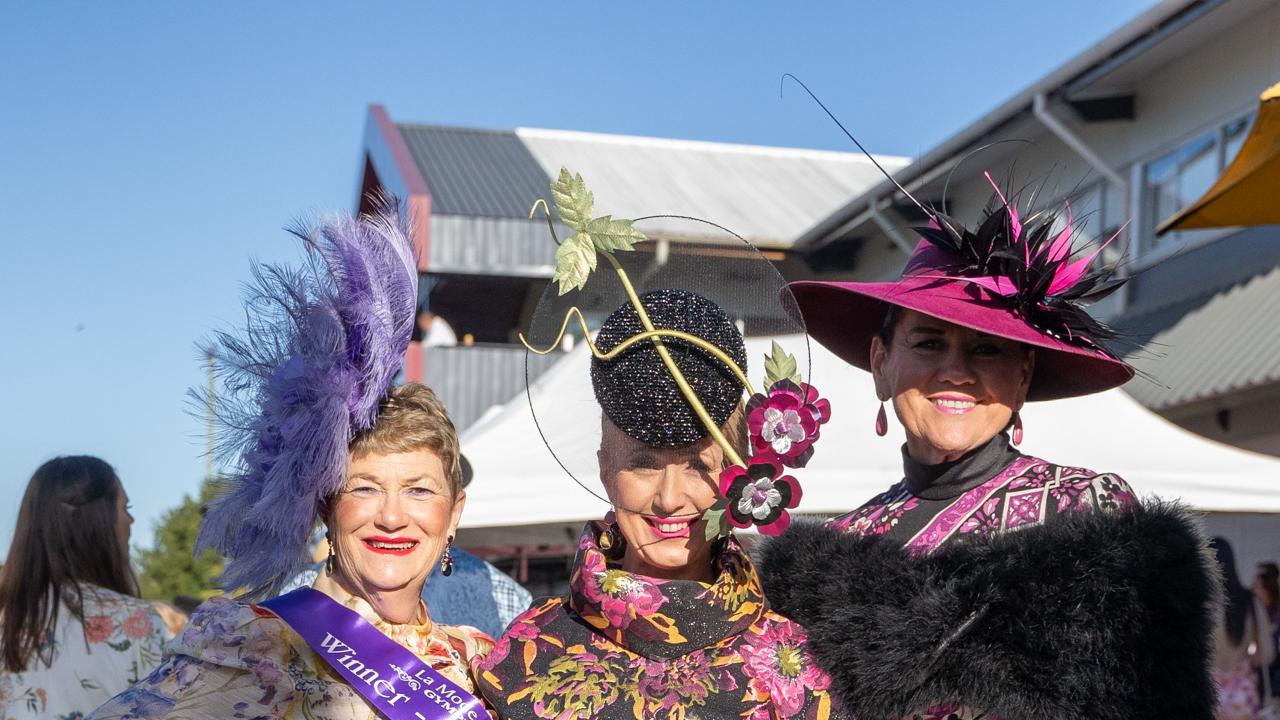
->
[193,198,418,599]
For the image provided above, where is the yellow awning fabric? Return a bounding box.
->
[1158,81,1280,234]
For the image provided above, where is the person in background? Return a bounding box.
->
[1258,562,1280,708]
[421,455,532,638]
[1212,538,1275,720]
[0,456,170,718]
[413,308,457,347]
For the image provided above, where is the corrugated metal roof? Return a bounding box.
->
[397,124,552,218]
[1124,262,1280,409]
[515,128,906,249]
[391,122,906,250]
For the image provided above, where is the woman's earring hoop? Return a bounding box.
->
[598,523,625,560]
[875,401,888,437]
[441,535,455,577]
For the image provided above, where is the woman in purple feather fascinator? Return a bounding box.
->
[89,199,497,720]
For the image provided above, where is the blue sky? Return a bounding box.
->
[0,0,1155,556]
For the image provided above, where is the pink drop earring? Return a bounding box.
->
[875,401,888,437]
[1011,412,1024,445]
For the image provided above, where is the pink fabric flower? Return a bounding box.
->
[636,652,717,710]
[83,615,114,644]
[122,607,153,640]
[579,548,668,629]
[739,618,829,717]
[719,460,802,536]
[746,380,830,468]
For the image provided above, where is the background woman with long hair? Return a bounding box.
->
[1212,537,1276,720]
[0,456,170,718]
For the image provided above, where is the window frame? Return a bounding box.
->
[1128,105,1257,271]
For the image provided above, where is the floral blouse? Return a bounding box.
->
[87,572,494,720]
[475,521,843,719]
[0,584,170,720]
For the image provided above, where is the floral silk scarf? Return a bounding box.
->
[475,521,840,719]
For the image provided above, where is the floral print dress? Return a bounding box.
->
[0,584,170,720]
[475,521,843,720]
[87,572,494,720]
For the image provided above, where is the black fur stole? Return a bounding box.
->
[758,502,1218,720]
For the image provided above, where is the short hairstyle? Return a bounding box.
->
[348,383,463,499]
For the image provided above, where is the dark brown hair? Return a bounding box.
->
[0,456,138,672]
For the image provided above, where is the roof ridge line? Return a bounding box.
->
[514,126,905,164]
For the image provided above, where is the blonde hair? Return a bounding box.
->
[348,383,462,498]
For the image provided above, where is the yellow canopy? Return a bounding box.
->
[1158,81,1280,234]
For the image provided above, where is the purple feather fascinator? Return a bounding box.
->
[194,198,418,598]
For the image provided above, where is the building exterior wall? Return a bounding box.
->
[843,2,1280,457]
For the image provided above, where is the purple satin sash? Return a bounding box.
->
[260,588,485,720]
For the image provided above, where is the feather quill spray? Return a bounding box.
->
[913,172,1128,356]
[193,197,418,599]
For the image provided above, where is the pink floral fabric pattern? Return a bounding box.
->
[0,585,170,720]
[829,455,1137,554]
[476,521,842,719]
[86,574,494,720]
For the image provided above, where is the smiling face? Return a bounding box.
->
[598,418,724,582]
[328,449,464,601]
[870,309,1034,465]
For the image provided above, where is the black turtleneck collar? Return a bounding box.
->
[902,434,1022,501]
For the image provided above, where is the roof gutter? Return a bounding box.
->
[793,0,1212,253]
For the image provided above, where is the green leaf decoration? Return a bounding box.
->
[547,167,647,295]
[764,341,802,387]
[586,215,644,254]
[553,232,597,295]
[551,167,594,233]
[703,497,730,542]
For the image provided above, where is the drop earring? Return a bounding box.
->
[325,534,336,575]
[875,401,888,437]
[1011,412,1024,446]
[441,535,454,577]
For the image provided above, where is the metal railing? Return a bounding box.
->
[418,342,562,434]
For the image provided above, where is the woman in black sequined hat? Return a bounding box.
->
[475,170,846,719]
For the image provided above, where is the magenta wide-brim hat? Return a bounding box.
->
[788,275,1135,401]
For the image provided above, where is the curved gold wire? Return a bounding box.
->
[522,196,751,469]
[604,253,747,468]
[520,318,755,396]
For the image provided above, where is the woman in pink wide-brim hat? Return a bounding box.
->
[756,187,1219,720]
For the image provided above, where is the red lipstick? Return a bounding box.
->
[361,536,419,556]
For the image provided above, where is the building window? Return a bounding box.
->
[1140,112,1254,253]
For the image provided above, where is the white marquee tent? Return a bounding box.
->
[458,336,1280,553]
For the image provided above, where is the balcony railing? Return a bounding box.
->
[406,342,563,434]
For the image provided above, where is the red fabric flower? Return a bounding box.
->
[83,614,114,644]
[123,607,153,640]
[718,459,802,536]
[746,380,831,468]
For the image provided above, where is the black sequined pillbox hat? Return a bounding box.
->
[591,289,747,447]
